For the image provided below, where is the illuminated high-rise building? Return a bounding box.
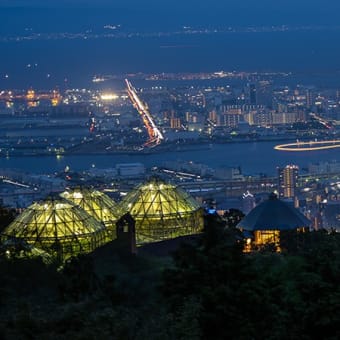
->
[170,117,181,129]
[278,165,299,198]
[209,110,217,123]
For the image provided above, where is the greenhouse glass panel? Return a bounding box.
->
[1,198,107,261]
[120,178,203,244]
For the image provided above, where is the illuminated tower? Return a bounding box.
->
[278,165,299,198]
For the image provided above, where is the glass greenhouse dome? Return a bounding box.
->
[60,188,120,240]
[119,178,203,244]
[0,198,107,261]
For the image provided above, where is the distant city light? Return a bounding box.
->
[100,93,118,101]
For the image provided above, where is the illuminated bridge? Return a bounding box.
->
[125,79,164,148]
[274,140,340,152]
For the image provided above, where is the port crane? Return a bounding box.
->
[125,79,164,148]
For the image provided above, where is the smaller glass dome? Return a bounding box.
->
[1,197,107,261]
[60,188,120,240]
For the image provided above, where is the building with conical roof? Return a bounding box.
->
[0,197,107,261]
[237,193,311,251]
[119,178,204,244]
[60,188,120,240]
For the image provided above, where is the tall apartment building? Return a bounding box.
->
[278,165,299,198]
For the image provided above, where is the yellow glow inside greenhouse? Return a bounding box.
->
[1,198,107,261]
[120,178,204,244]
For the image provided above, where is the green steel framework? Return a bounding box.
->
[60,188,120,240]
[119,179,204,244]
[1,198,107,261]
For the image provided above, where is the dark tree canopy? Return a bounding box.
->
[0,206,16,232]
[161,214,340,340]
[0,211,338,339]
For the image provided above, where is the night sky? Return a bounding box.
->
[1,0,340,88]
[1,0,340,31]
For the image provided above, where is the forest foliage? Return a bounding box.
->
[0,211,338,339]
